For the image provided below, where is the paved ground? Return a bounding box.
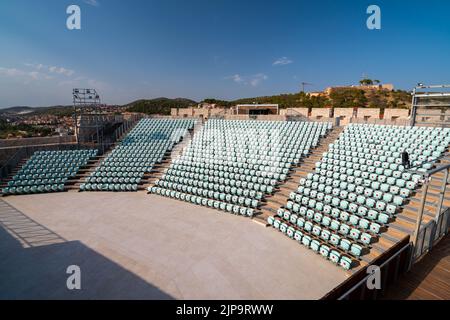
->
[0,192,348,299]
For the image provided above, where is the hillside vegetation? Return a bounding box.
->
[0,119,53,139]
[125,89,411,115]
[0,88,412,120]
[0,105,73,117]
[232,92,331,109]
[125,98,197,115]
[221,88,412,109]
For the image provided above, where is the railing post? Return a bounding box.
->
[411,178,430,262]
[435,168,449,221]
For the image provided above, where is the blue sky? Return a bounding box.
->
[0,0,449,107]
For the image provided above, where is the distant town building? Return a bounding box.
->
[55,127,69,136]
[307,92,324,97]
[325,83,394,95]
[235,104,279,115]
[197,103,217,109]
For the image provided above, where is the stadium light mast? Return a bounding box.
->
[301,82,313,93]
[72,88,103,153]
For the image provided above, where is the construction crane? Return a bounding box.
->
[301,82,313,92]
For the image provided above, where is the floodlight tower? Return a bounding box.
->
[301,82,313,93]
[72,88,103,152]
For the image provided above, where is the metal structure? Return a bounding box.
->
[285,108,310,122]
[410,84,450,127]
[301,82,313,92]
[337,241,412,300]
[410,162,450,264]
[72,88,103,152]
[336,146,450,299]
[407,84,450,261]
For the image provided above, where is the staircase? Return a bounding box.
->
[355,152,450,273]
[253,126,345,226]
[254,127,450,273]
[65,145,118,191]
[67,118,145,191]
[0,118,145,195]
[250,125,399,272]
[0,157,31,194]
[142,119,204,191]
[386,152,450,240]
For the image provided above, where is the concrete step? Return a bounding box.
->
[257,126,341,225]
[252,216,269,227]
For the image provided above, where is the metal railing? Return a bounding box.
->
[207,109,227,119]
[410,162,450,264]
[285,108,309,121]
[335,157,450,300]
[410,84,450,127]
[337,241,412,300]
[413,207,449,261]
[110,114,144,145]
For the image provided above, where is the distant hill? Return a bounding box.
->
[210,88,412,109]
[231,92,330,109]
[125,97,197,115]
[33,105,73,116]
[200,94,329,109]
[0,106,35,114]
[0,118,53,139]
[0,105,73,116]
[0,88,412,119]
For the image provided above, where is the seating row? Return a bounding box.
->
[150,120,332,215]
[81,118,196,191]
[269,124,450,269]
[3,149,97,195]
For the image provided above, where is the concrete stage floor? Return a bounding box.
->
[0,192,348,299]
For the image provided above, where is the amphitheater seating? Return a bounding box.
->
[80,118,196,192]
[149,119,332,216]
[268,124,450,270]
[2,149,97,195]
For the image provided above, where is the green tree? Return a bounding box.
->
[359,78,374,86]
[330,88,367,108]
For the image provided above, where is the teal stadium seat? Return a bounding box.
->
[267,124,450,270]
[149,119,332,218]
[82,118,196,192]
[3,149,97,195]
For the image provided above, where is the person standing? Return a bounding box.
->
[401,151,410,169]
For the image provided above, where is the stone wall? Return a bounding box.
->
[0,136,76,149]
[383,108,409,120]
[310,108,331,119]
[357,108,380,120]
[172,107,417,126]
[334,108,354,125]
[282,108,309,117]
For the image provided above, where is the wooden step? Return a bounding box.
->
[406,200,443,218]
[403,205,436,220]
[389,218,416,235]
